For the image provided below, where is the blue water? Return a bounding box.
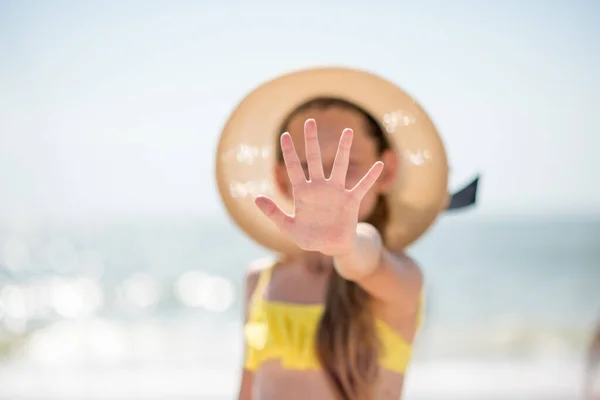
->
[0,214,599,361]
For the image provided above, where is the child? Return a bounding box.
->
[216,67,476,400]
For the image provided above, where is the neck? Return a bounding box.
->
[283,251,332,275]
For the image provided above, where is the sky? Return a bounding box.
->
[0,0,599,224]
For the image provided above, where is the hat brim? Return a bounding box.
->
[216,67,449,253]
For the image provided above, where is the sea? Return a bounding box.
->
[0,214,598,399]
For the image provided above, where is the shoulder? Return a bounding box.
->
[389,251,423,279]
[244,256,276,298]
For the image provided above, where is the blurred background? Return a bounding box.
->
[1,1,599,399]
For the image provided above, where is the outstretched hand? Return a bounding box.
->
[255,119,384,256]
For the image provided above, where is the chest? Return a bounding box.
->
[263,267,330,305]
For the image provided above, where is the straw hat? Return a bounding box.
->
[216,67,475,254]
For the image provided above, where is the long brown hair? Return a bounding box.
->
[277,98,392,400]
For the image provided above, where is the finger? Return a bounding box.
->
[255,195,294,234]
[350,161,385,199]
[280,132,306,185]
[329,128,353,185]
[304,119,325,181]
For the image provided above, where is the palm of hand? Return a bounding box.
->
[255,119,383,256]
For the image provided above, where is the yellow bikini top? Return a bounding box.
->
[244,263,422,373]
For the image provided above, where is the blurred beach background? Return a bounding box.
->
[1,1,599,399]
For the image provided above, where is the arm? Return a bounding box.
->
[237,266,261,400]
[586,320,600,399]
[333,222,423,313]
[590,322,600,364]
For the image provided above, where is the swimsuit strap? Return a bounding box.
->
[251,259,276,302]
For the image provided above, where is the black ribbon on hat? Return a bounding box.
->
[446,175,480,211]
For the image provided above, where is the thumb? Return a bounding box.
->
[255,195,293,233]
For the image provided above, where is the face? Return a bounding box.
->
[274,106,398,221]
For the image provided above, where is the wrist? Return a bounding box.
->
[333,223,383,280]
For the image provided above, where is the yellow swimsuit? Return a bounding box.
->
[244,264,421,373]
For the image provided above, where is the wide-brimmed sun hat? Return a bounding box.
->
[216,66,478,254]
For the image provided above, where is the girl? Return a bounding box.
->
[215,68,474,400]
